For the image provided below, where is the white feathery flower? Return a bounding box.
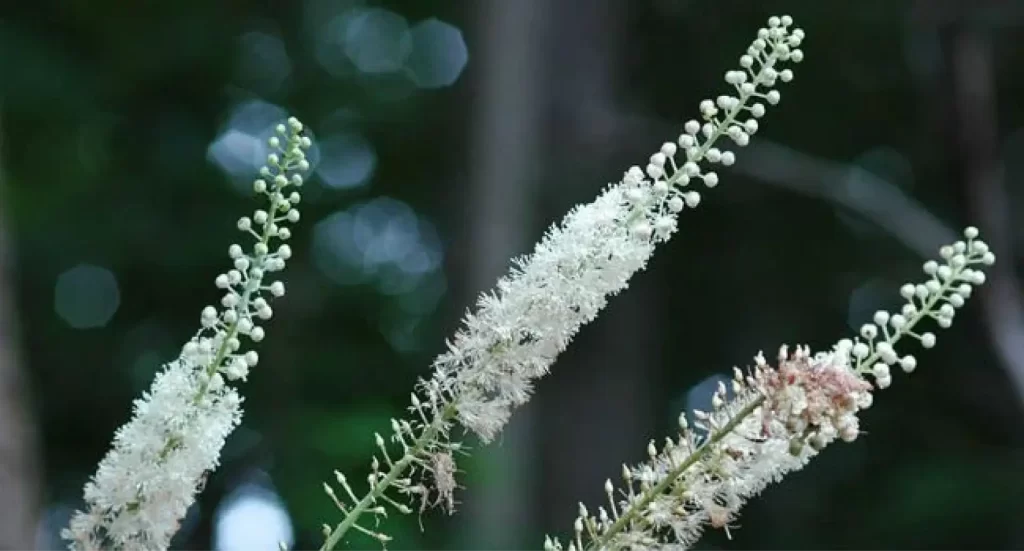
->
[65,361,241,550]
[429,14,802,443]
[321,16,802,549]
[64,119,312,551]
[435,185,655,441]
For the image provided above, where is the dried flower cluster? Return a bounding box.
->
[64,119,312,550]
[317,16,802,550]
[552,227,994,550]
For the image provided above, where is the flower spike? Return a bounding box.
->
[320,15,802,550]
[64,119,312,551]
[556,225,993,550]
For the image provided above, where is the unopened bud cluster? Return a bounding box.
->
[847,226,994,389]
[551,229,993,550]
[185,117,310,388]
[621,14,803,243]
[64,118,311,551]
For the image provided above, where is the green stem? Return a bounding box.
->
[590,397,764,548]
[321,404,459,551]
[190,204,270,402]
[157,136,300,455]
[189,146,303,401]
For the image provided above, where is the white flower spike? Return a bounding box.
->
[555,225,993,550]
[321,15,802,551]
[64,119,312,551]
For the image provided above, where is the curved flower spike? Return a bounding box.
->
[554,226,994,550]
[320,15,804,550]
[64,119,312,551]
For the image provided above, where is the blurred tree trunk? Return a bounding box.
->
[457,0,548,547]
[457,1,657,546]
[0,152,42,547]
[943,20,1024,546]
[534,0,659,538]
[909,4,1024,540]
[946,21,1024,409]
[916,6,1024,424]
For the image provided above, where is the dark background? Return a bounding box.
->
[2,0,1023,549]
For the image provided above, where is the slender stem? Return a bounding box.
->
[192,158,295,401]
[191,192,276,402]
[590,398,764,548]
[321,404,458,551]
[156,141,297,455]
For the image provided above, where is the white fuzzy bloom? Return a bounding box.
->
[431,14,802,444]
[581,344,872,550]
[323,16,804,549]
[433,184,655,442]
[64,119,311,550]
[63,361,242,550]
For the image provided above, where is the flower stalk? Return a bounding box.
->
[64,118,312,551]
[552,227,995,550]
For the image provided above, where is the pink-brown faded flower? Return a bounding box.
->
[755,344,873,446]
